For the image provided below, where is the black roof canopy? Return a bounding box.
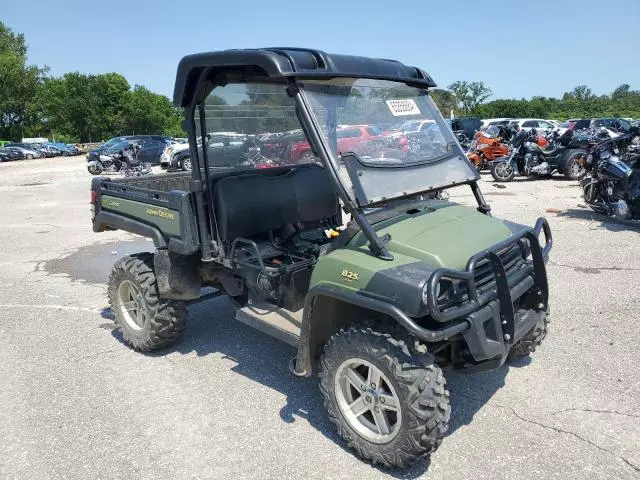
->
[173,47,437,107]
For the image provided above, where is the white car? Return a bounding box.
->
[480,118,515,128]
[386,119,436,136]
[512,119,557,132]
[160,143,190,169]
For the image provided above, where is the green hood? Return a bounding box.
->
[353,201,514,270]
[309,201,520,315]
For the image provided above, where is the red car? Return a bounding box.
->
[288,125,383,163]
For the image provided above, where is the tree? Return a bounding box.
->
[563,85,595,102]
[0,22,47,140]
[124,85,181,136]
[430,89,458,117]
[612,84,631,99]
[448,80,493,114]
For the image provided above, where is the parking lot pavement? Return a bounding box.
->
[0,156,638,480]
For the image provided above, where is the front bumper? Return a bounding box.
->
[424,217,552,366]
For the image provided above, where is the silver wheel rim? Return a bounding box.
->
[495,163,513,179]
[116,280,147,331]
[183,158,191,170]
[334,358,402,444]
[570,158,584,177]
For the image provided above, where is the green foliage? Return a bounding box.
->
[470,84,640,120]
[430,89,458,117]
[0,20,185,142]
[0,22,47,140]
[124,85,182,137]
[447,81,493,115]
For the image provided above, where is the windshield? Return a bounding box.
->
[303,79,452,165]
[103,141,131,154]
[301,78,477,205]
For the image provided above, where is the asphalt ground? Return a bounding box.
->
[0,156,638,479]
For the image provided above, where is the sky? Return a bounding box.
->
[3,0,639,102]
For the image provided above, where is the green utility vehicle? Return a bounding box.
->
[91,48,552,468]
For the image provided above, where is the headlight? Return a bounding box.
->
[422,279,455,306]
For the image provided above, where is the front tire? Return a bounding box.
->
[491,162,515,182]
[319,327,450,468]
[508,310,549,360]
[26,154,34,160]
[87,162,103,175]
[180,155,192,171]
[108,253,187,351]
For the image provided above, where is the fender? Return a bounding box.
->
[559,148,587,171]
[93,210,167,249]
[293,284,469,377]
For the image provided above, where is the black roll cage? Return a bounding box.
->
[177,50,492,263]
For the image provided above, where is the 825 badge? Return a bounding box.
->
[341,269,359,282]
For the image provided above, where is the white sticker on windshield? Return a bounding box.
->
[386,99,421,116]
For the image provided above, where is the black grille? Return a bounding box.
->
[473,242,525,294]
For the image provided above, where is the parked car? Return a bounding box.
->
[0,147,23,161]
[288,125,384,163]
[450,116,482,139]
[160,142,191,169]
[37,144,63,157]
[591,118,633,134]
[49,142,81,155]
[481,117,515,128]
[562,118,632,134]
[512,118,557,132]
[87,135,174,165]
[385,119,435,135]
[4,146,42,159]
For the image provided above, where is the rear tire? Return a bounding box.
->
[491,162,515,182]
[108,253,187,352]
[26,154,34,160]
[319,326,450,468]
[563,152,586,180]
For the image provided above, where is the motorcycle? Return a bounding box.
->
[87,144,152,176]
[466,125,514,172]
[581,135,640,221]
[489,128,588,182]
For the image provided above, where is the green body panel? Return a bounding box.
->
[101,195,181,236]
[310,201,513,291]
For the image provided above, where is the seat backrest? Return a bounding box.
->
[213,165,339,242]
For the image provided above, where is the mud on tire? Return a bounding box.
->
[319,326,450,468]
[108,252,187,351]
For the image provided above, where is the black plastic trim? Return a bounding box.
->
[93,211,167,248]
[309,285,469,343]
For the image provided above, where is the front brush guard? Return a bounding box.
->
[425,217,552,326]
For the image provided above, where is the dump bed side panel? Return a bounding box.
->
[91,175,200,256]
